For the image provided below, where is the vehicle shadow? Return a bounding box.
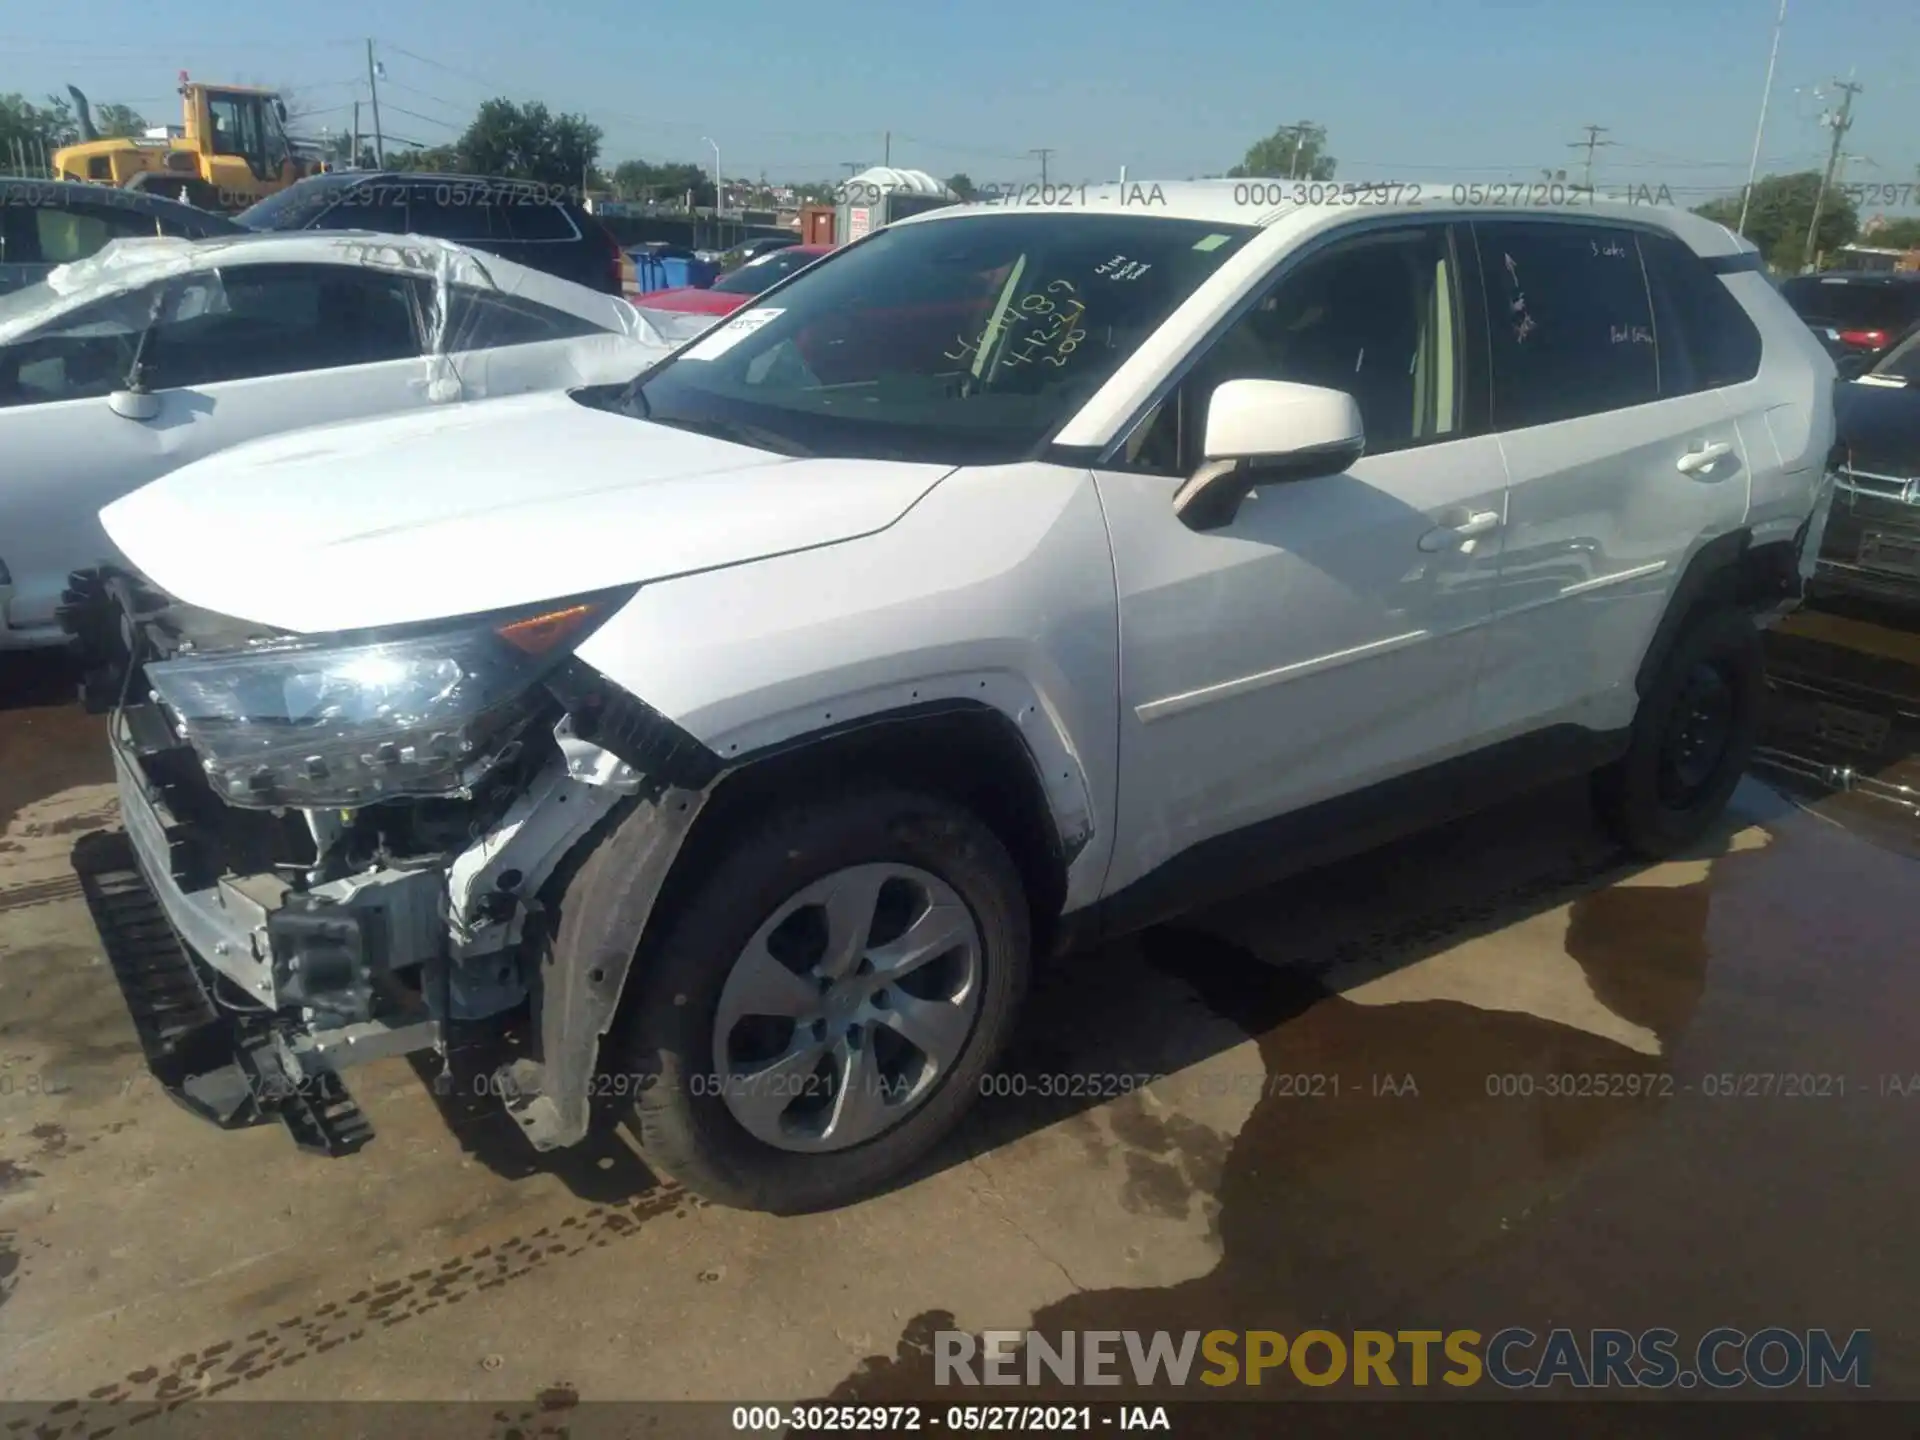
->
[894,773,1765,1204]
[405,1029,661,1205]
[437,771,1778,1214]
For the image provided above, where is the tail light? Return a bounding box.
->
[1837,329,1887,349]
[593,221,632,297]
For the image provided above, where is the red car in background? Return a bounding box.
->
[642,243,835,316]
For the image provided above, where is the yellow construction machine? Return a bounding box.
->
[52,75,328,211]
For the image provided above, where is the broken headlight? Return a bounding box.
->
[143,591,630,809]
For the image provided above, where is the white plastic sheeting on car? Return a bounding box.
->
[631,306,727,346]
[9,231,672,402]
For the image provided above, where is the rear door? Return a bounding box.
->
[1471,218,1751,742]
[435,281,637,394]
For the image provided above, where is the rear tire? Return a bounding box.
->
[1594,605,1764,858]
[612,787,1030,1213]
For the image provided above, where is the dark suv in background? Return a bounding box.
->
[235,172,629,295]
[1779,271,1920,361]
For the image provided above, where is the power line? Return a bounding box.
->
[380,103,461,130]
[379,77,466,114]
[381,44,513,96]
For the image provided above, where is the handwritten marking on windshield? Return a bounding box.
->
[942,279,1091,370]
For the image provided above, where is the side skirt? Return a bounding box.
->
[1058,723,1630,952]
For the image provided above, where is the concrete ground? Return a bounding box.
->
[2,604,1917,1426]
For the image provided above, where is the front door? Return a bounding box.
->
[1092,221,1510,896]
[0,263,427,636]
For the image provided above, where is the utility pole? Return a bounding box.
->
[1803,76,1861,271]
[1031,147,1054,186]
[350,100,359,169]
[703,136,722,217]
[364,40,385,166]
[883,131,890,166]
[1284,122,1315,179]
[1568,124,1613,192]
[1737,0,1788,236]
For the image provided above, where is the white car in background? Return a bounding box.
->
[0,231,674,649]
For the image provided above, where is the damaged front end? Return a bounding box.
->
[59,568,720,1156]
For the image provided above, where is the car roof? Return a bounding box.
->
[893,178,1754,259]
[285,171,578,198]
[0,177,239,229]
[29,230,587,310]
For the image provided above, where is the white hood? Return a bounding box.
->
[102,390,954,633]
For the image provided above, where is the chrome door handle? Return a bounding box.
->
[1418,509,1502,552]
[1676,441,1733,474]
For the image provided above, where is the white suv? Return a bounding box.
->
[69,184,1835,1212]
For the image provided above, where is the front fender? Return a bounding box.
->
[573,461,1121,913]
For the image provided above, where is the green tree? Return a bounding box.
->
[944,171,977,201]
[93,103,147,139]
[1865,215,1920,251]
[0,93,79,168]
[454,98,602,187]
[386,144,463,173]
[1696,171,1858,272]
[608,158,712,207]
[1226,122,1335,181]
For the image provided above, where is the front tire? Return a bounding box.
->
[1594,605,1764,858]
[613,787,1030,1213]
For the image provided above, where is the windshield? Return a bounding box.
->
[1869,325,1920,382]
[235,177,349,231]
[596,212,1257,464]
[711,248,819,295]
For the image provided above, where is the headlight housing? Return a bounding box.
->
[144,591,630,809]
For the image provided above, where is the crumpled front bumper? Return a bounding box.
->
[64,565,728,1158]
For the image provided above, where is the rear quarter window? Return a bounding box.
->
[1638,231,1762,392]
[501,202,580,242]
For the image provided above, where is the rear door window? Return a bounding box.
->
[1475,220,1658,429]
[403,181,503,244]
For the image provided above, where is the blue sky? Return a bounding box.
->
[5,0,1916,209]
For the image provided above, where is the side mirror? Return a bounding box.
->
[1173,379,1366,531]
[108,389,161,420]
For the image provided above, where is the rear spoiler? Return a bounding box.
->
[1705,251,1766,275]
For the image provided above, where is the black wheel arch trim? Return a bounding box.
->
[1634,528,1757,699]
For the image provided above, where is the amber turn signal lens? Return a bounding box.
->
[496,603,598,656]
